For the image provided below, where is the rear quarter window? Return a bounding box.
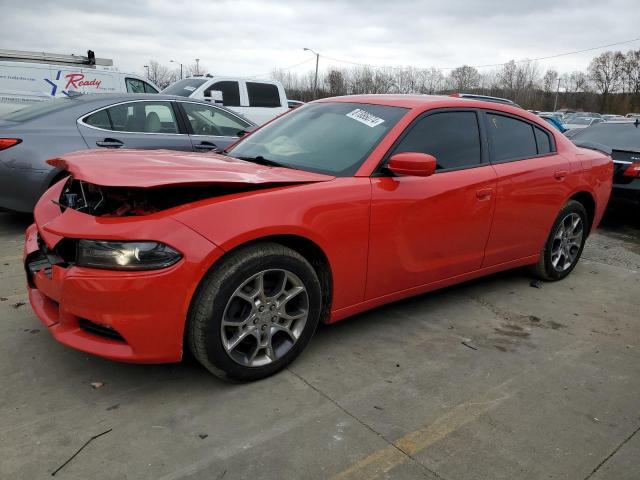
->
[247,82,281,108]
[487,113,538,162]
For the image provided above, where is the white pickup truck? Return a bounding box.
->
[0,49,158,116]
[161,76,288,125]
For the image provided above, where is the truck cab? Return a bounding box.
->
[161,76,288,125]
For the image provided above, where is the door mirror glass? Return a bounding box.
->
[204,90,223,104]
[387,152,437,177]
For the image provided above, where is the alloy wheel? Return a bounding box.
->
[550,213,584,272]
[221,269,309,367]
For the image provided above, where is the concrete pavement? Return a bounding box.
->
[1,210,638,480]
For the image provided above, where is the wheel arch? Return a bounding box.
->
[568,190,596,232]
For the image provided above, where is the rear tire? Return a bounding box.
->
[187,242,322,382]
[530,200,588,281]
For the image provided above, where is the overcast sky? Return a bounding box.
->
[2,0,640,79]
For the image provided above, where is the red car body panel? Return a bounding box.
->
[25,95,613,363]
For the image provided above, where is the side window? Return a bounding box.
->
[247,82,281,108]
[84,109,111,130]
[125,78,146,93]
[394,111,482,170]
[181,102,251,136]
[143,82,158,93]
[487,113,537,162]
[102,102,178,134]
[205,81,240,107]
[534,126,552,155]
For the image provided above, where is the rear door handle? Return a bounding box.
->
[554,170,568,180]
[194,142,219,152]
[96,138,124,148]
[476,188,493,201]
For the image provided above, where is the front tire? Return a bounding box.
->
[531,200,588,281]
[187,242,322,381]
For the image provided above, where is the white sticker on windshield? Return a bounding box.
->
[346,109,385,128]
[183,86,196,92]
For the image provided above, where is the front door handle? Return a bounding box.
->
[96,138,124,148]
[194,142,219,152]
[554,170,568,181]
[476,188,493,201]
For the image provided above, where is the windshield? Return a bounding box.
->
[161,78,208,96]
[572,123,640,151]
[568,117,594,125]
[227,102,408,176]
[1,98,76,122]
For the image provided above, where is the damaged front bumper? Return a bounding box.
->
[24,181,224,363]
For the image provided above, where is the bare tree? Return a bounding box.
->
[325,69,346,96]
[589,51,625,110]
[146,60,179,89]
[448,65,480,91]
[421,67,445,94]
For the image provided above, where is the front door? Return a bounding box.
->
[366,110,497,300]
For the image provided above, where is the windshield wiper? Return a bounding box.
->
[233,155,285,168]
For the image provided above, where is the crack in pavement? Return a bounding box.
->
[286,368,450,480]
[583,424,640,479]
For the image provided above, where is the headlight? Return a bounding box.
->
[77,240,182,270]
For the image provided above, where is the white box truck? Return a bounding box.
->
[0,49,159,116]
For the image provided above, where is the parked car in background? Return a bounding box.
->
[625,113,640,119]
[25,94,611,381]
[538,112,564,122]
[563,117,604,131]
[0,49,158,116]
[602,114,626,121]
[161,76,288,125]
[570,119,640,206]
[541,116,567,133]
[0,93,255,212]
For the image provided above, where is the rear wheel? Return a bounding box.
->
[187,242,322,381]
[531,200,588,281]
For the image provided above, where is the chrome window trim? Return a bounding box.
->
[613,160,633,165]
[77,99,184,136]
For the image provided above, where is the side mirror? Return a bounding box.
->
[204,90,224,104]
[387,152,437,177]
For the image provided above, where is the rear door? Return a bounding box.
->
[482,111,571,266]
[77,100,192,150]
[366,109,498,299]
[177,101,253,152]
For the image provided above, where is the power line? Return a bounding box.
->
[249,57,315,78]
[320,36,640,71]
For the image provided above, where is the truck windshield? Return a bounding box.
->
[1,98,77,122]
[161,78,208,97]
[227,102,408,176]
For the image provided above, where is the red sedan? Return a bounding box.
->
[25,95,612,381]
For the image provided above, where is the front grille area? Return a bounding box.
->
[78,319,126,342]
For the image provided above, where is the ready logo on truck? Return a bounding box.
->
[44,70,104,96]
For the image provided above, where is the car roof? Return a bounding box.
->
[316,94,536,118]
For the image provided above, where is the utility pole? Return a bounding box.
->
[170,60,183,79]
[303,47,319,99]
[195,58,200,75]
[553,77,561,111]
[143,65,149,79]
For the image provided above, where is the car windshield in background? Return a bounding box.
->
[0,97,75,122]
[161,78,208,97]
[568,117,594,125]
[227,102,408,176]
[572,122,640,150]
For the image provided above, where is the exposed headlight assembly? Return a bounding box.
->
[77,240,182,270]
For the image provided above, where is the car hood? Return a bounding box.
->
[47,149,335,188]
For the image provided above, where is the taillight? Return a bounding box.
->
[623,162,640,177]
[0,138,21,151]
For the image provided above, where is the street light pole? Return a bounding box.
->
[553,77,561,111]
[143,65,149,79]
[195,58,200,75]
[303,48,319,100]
[170,60,183,79]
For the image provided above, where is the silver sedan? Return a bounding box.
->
[0,93,255,212]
